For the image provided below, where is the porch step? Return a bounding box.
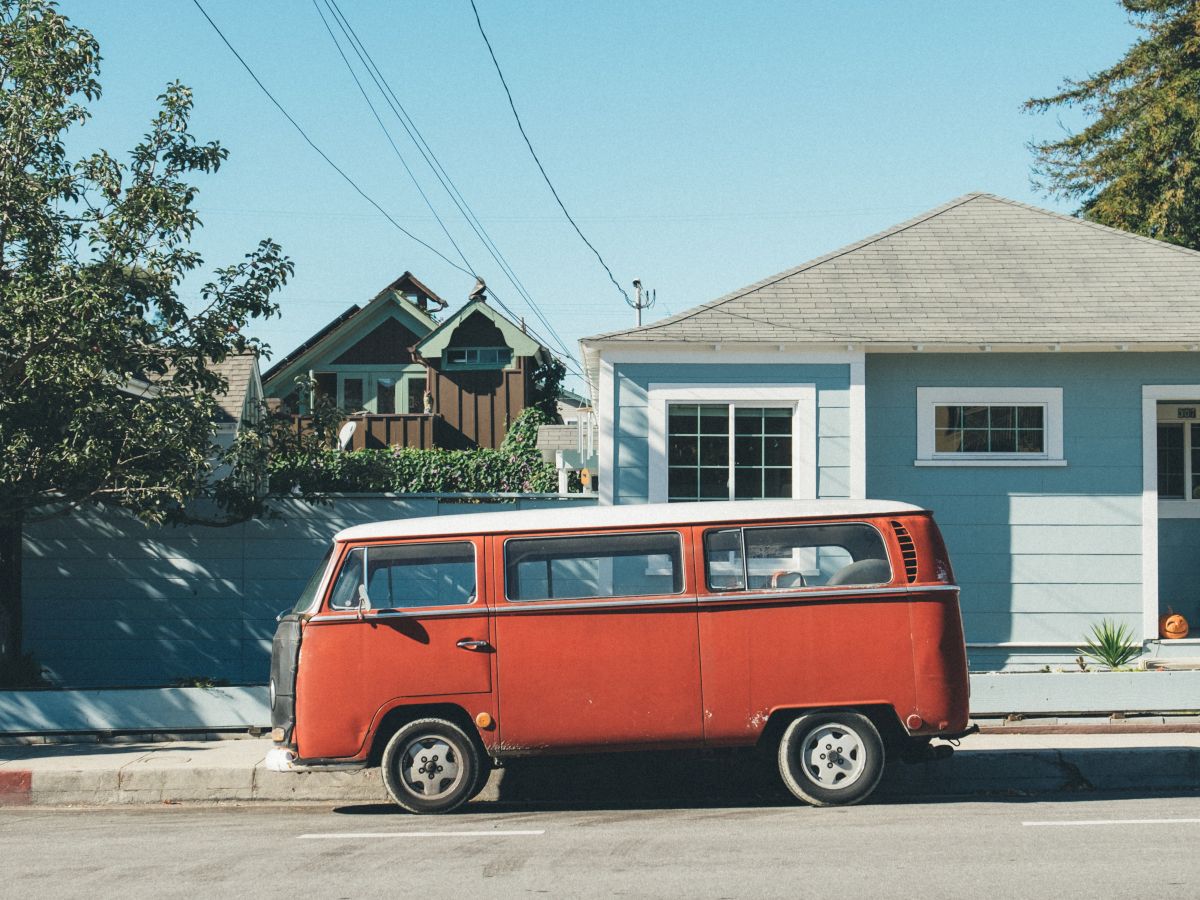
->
[1144,657,1200,671]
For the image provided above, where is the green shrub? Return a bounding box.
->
[1077,618,1142,671]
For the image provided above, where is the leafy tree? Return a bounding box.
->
[1025,1,1200,248]
[0,1,292,680]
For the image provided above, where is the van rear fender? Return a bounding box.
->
[756,704,908,753]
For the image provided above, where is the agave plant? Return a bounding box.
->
[1078,619,1141,671]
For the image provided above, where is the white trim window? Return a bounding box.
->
[648,385,816,503]
[1156,402,1200,509]
[915,387,1065,467]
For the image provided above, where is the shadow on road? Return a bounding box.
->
[329,747,1200,816]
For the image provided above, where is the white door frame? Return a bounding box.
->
[1141,385,1200,640]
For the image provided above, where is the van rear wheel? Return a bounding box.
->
[777,711,885,807]
[381,718,481,814]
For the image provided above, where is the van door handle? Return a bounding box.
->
[456,639,493,652]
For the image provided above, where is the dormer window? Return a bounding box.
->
[446,347,513,369]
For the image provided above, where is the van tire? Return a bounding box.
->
[777,711,885,807]
[381,718,481,814]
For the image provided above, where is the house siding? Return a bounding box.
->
[608,362,852,505]
[866,352,1200,669]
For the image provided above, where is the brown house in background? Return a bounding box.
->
[262,272,549,450]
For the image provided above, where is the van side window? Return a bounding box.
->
[505,532,683,601]
[704,524,891,591]
[327,543,476,610]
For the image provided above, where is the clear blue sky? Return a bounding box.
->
[59,1,1140,390]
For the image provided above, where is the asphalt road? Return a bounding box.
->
[3,795,1198,899]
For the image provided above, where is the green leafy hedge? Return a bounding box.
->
[265,408,559,495]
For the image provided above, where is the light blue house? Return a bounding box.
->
[581,193,1200,671]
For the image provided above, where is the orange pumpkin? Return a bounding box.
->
[1159,607,1190,640]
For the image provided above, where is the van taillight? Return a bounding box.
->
[890,521,919,584]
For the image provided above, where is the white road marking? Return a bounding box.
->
[298,830,545,839]
[1022,818,1200,827]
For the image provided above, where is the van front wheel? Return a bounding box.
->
[777,711,885,807]
[381,718,481,814]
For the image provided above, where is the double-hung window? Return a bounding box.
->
[915,388,1065,466]
[648,385,816,503]
[1157,403,1200,500]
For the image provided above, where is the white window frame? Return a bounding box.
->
[915,387,1065,467]
[647,384,817,503]
[1154,402,1200,517]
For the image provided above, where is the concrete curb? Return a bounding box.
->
[3,740,1199,807]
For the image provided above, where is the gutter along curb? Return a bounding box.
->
[3,735,1199,807]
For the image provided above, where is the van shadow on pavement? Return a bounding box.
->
[331,746,1200,816]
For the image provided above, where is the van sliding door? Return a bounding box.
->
[491,531,702,751]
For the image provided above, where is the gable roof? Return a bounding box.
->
[414,297,545,360]
[584,193,1200,349]
[261,276,442,388]
[210,352,259,425]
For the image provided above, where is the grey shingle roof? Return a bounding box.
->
[584,193,1200,347]
[210,353,257,425]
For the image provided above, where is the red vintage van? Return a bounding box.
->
[267,500,970,812]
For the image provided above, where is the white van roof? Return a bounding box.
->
[334,499,925,543]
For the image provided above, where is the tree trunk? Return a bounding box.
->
[0,512,23,679]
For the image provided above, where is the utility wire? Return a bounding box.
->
[192,0,584,379]
[324,0,577,364]
[311,0,477,278]
[469,0,633,308]
[189,0,473,279]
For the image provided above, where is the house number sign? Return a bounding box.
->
[1178,407,1197,419]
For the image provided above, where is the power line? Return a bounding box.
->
[469,0,633,308]
[310,0,477,277]
[323,0,578,365]
[189,0,583,379]
[189,0,473,279]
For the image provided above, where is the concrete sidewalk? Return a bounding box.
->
[2,729,1199,808]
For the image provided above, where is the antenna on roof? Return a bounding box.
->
[629,279,656,326]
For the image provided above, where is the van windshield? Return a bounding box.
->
[292,547,333,614]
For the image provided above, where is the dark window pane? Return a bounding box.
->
[1159,423,1185,498]
[343,377,364,411]
[734,408,762,434]
[734,435,762,467]
[935,406,962,430]
[668,436,696,466]
[1192,424,1200,499]
[764,436,791,466]
[699,406,728,435]
[668,467,697,500]
[407,378,426,414]
[699,467,728,499]
[762,408,792,434]
[668,405,697,435]
[376,378,396,414]
[990,428,1016,453]
[1017,430,1045,453]
[961,429,988,452]
[989,406,1014,428]
[734,467,761,499]
[705,529,745,591]
[1018,406,1044,429]
[699,435,728,466]
[963,406,989,428]
[762,468,791,498]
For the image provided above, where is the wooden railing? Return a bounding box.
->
[292,414,443,450]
